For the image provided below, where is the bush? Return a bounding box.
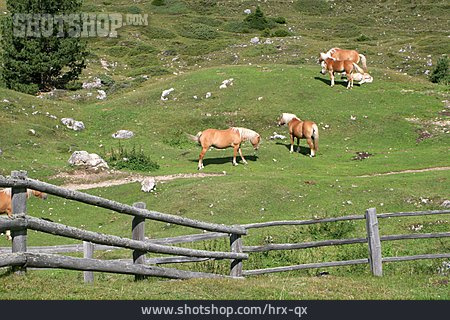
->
[151,0,165,6]
[271,29,292,37]
[143,26,176,40]
[108,144,159,172]
[273,16,286,24]
[429,56,449,84]
[224,21,250,33]
[356,34,371,42]
[178,23,219,40]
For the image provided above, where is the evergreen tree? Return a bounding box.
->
[244,6,269,31]
[1,0,87,94]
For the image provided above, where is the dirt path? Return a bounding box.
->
[58,171,226,191]
[357,166,450,178]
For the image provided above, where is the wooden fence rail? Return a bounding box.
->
[1,171,449,281]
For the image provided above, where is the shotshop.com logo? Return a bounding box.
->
[11,13,148,38]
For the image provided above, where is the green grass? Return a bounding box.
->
[0,0,449,300]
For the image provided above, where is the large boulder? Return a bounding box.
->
[68,151,109,170]
[141,177,156,193]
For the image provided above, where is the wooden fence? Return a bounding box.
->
[0,171,449,282]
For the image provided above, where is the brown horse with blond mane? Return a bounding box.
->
[0,188,47,240]
[278,113,319,157]
[188,127,261,170]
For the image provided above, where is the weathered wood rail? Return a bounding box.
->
[0,171,247,280]
[1,171,449,281]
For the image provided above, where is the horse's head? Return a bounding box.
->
[250,134,261,151]
[30,190,48,200]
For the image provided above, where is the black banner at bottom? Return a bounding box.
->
[0,300,448,319]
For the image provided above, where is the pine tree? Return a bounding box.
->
[1,0,87,94]
[244,6,269,31]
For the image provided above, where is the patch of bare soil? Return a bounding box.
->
[357,166,450,178]
[55,170,226,191]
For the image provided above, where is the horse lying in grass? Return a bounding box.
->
[188,127,261,170]
[319,48,368,72]
[320,57,366,89]
[0,188,47,240]
[278,113,319,157]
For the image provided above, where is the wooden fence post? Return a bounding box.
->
[132,202,146,281]
[83,241,94,283]
[11,170,28,275]
[365,208,383,276]
[230,233,243,277]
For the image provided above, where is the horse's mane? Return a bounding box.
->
[231,127,259,141]
[280,113,300,124]
[326,47,341,55]
[0,188,11,196]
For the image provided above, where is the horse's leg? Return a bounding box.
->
[238,147,248,164]
[5,230,11,241]
[330,71,335,87]
[289,133,295,153]
[306,138,315,157]
[232,145,239,166]
[297,137,301,153]
[198,147,207,170]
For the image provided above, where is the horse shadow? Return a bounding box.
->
[314,76,360,87]
[190,155,259,168]
[275,142,311,156]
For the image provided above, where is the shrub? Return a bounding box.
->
[108,144,159,172]
[356,34,371,42]
[151,0,165,6]
[143,26,176,40]
[429,56,449,84]
[224,21,250,33]
[273,16,286,24]
[126,6,142,14]
[178,23,219,40]
[271,29,292,37]
[98,75,115,88]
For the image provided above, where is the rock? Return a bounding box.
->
[82,78,102,90]
[244,9,251,14]
[441,200,450,208]
[112,130,134,139]
[205,92,212,99]
[68,151,109,170]
[0,148,2,156]
[264,38,273,45]
[61,118,85,131]
[28,129,36,135]
[250,37,260,44]
[269,132,286,140]
[161,88,174,101]
[97,90,107,100]
[141,177,156,192]
[219,78,234,89]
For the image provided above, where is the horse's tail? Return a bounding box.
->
[353,62,365,74]
[358,54,368,72]
[186,131,202,145]
[312,123,319,153]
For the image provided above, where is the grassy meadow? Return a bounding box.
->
[0,0,449,299]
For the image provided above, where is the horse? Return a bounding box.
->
[188,127,261,170]
[0,188,47,240]
[320,57,366,88]
[277,113,319,157]
[319,48,368,72]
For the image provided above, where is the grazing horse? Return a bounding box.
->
[320,57,365,88]
[278,113,319,157]
[0,188,48,240]
[188,127,261,170]
[319,48,368,72]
